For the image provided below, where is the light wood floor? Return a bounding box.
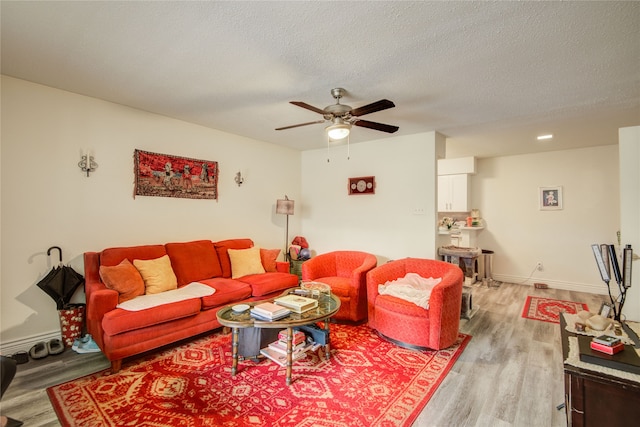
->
[0,282,606,426]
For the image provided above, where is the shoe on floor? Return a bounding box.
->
[9,351,29,364]
[47,338,64,355]
[29,342,48,360]
[72,335,92,352]
[73,335,101,354]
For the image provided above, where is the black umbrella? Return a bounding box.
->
[36,246,84,310]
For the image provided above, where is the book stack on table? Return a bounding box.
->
[260,329,311,366]
[590,335,623,355]
[250,302,291,321]
[274,294,318,313]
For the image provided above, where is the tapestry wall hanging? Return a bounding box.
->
[134,149,218,200]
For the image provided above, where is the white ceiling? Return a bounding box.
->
[2,1,639,158]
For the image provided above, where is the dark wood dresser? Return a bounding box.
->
[561,316,640,426]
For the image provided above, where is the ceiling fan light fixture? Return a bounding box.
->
[326,118,351,140]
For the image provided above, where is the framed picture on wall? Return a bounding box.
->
[348,176,375,195]
[539,186,563,210]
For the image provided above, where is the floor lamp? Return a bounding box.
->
[276,195,294,262]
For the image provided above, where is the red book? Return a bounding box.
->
[590,340,624,355]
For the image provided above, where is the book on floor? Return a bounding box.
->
[274,294,318,313]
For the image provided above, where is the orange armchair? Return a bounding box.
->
[366,258,463,350]
[302,251,377,323]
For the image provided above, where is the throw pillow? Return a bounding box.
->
[133,255,178,294]
[260,248,281,272]
[99,259,145,304]
[228,246,265,279]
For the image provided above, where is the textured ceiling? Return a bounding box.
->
[2,1,639,158]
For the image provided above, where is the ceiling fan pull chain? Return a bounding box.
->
[327,134,330,163]
[347,134,350,160]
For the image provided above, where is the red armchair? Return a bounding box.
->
[366,258,463,350]
[301,251,377,323]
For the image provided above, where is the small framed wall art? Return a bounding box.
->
[348,176,375,195]
[539,186,563,210]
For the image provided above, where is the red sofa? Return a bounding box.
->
[84,238,298,373]
[366,258,463,350]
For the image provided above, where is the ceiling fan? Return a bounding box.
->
[275,88,399,139]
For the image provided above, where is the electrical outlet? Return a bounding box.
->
[536,262,543,271]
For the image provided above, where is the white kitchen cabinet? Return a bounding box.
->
[438,174,469,212]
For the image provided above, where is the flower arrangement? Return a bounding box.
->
[439,217,455,229]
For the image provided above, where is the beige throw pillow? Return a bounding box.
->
[228,246,265,278]
[133,255,178,294]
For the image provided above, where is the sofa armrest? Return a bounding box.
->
[426,267,463,349]
[84,252,119,335]
[366,260,407,328]
[275,261,290,273]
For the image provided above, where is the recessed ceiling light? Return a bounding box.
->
[537,134,553,141]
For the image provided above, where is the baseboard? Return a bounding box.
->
[491,274,608,295]
[0,329,61,356]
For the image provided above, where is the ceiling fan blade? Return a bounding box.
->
[275,120,325,131]
[290,101,325,115]
[350,99,395,117]
[354,120,399,134]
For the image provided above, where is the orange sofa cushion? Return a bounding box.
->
[102,298,202,336]
[165,240,222,286]
[99,259,145,304]
[239,272,299,297]
[198,278,252,309]
[214,239,253,278]
[260,248,281,272]
[100,245,167,267]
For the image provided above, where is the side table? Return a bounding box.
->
[560,315,640,426]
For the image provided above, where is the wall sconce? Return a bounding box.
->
[276,195,295,261]
[234,171,244,186]
[78,153,98,177]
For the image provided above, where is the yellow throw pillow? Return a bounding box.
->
[133,255,178,295]
[228,246,266,279]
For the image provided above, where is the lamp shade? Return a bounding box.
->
[276,197,294,215]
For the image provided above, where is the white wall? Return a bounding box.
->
[619,126,640,322]
[0,76,301,347]
[472,146,620,294]
[300,132,444,263]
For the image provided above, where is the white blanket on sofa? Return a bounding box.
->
[378,273,441,309]
[116,282,215,311]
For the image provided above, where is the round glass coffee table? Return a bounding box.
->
[217,288,340,385]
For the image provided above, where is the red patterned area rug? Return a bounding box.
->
[48,324,470,427]
[521,295,588,323]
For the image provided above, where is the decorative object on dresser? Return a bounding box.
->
[47,324,470,427]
